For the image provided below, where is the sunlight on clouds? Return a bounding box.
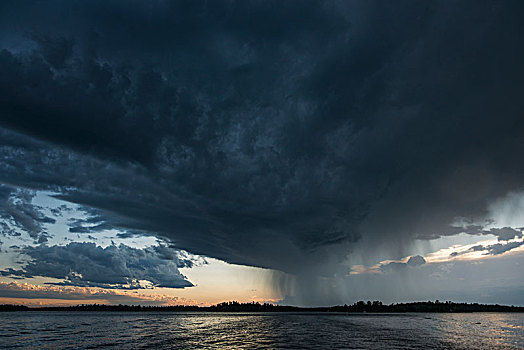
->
[425,237,524,263]
[347,193,524,276]
[0,190,284,305]
[350,236,524,275]
[0,280,201,306]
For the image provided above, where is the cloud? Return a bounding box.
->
[407,255,426,267]
[489,227,523,241]
[484,241,524,255]
[0,281,195,306]
[380,255,426,272]
[0,0,523,280]
[380,262,408,273]
[451,240,524,257]
[443,226,523,242]
[0,185,54,240]
[1,242,194,289]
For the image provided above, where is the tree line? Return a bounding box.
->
[1,300,523,312]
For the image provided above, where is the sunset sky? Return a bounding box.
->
[0,0,523,307]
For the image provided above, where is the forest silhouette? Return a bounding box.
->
[1,300,522,313]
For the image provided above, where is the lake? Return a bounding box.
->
[0,312,522,349]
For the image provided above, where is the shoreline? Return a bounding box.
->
[2,301,523,313]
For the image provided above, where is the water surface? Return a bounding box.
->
[0,312,522,349]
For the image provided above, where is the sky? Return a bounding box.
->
[0,0,523,307]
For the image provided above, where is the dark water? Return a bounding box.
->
[0,312,522,349]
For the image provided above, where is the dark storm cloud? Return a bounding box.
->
[0,1,523,273]
[1,242,194,289]
[0,185,54,240]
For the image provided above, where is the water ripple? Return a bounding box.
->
[0,312,522,349]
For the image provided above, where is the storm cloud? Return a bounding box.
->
[0,185,54,241]
[1,242,194,289]
[0,0,523,277]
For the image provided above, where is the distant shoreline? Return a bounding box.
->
[1,301,523,313]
